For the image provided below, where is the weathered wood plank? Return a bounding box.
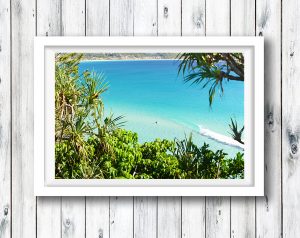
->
[182,197,205,238]
[230,1,256,237]
[86,0,109,36]
[134,197,157,238]
[133,2,158,237]
[205,1,231,237]
[61,1,86,238]
[110,0,134,36]
[62,197,85,238]
[0,0,11,237]
[85,1,110,238]
[256,0,282,237]
[157,197,181,238]
[36,1,62,237]
[282,0,300,237]
[62,0,86,36]
[86,197,109,238]
[134,0,157,36]
[110,197,133,238]
[157,0,181,35]
[182,0,205,36]
[11,0,36,237]
[157,2,182,237]
[181,1,206,237]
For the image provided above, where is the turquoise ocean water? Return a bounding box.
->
[79,59,244,157]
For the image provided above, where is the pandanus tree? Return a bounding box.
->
[177,53,245,143]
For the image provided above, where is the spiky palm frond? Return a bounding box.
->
[228,118,244,144]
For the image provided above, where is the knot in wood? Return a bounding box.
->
[98,228,103,238]
[291,143,298,155]
[65,218,71,227]
[3,206,8,216]
[164,6,168,18]
[267,111,274,130]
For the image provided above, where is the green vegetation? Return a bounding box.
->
[55,53,244,179]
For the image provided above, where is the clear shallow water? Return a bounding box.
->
[79,59,244,157]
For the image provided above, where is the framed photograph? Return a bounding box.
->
[34,37,264,196]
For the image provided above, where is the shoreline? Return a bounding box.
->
[81,58,180,62]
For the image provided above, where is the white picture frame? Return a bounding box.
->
[34,36,264,196]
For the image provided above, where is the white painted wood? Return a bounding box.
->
[60,2,86,238]
[156,3,181,237]
[62,0,86,36]
[36,1,62,237]
[110,0,134,36]
[230,1,256,237]
[11,0,36,237]
[206,197,230,238]
[62,197,85,238]
[256,0,282,237]
[85,2,110,238]
[86,197,109,238]
[134,0,157,36]
[206,0,230,36]
[157,0,181,35]
[181,1,206,237]
[282,0,300,237]
[205,2,231,237]
[134,197,157,238]
[0,0,10,237]
[157,197,181,238]
[110,197,133,238]
[133,2,158,237]
[182,197,205,238]
[182,0,205,36]
[37,197,61,238]
[86,0,109,36]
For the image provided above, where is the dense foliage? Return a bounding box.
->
[55,53,244,179]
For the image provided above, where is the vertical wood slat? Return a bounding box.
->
[256,0,282,237]
[133,1,158,238]
[156,1,182,238]
[0,0,10,237]
[109,1,134,238]
[36,1,62,237]
[11,0,36,237]
[60,1,86,238]
[230,1,256,237]
[205,1,231,238]
[181,1,206,237]
[85,1,110,237]
[282,0,300,237]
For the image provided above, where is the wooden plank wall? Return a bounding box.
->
[0,0,296,237]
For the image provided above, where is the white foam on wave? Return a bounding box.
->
[198,126,244,151]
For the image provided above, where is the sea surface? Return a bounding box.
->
[79,59,244,157]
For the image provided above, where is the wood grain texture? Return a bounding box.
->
[61,2,86,238]
[110,0,134,36]
[0,0,10,237]
[36,1,62,237]
[157,0,181,35]
[132,2,158,238]
[11,0,36,237]
[182,197,205,238]
[230,1,256,237]
[182,0,205,36]
[256,0,282,237]
[205,2,231,237]
[86,0,109,36]
[86,197,110,238]
[110,197,133,238]
[282,0,300,237]
[62,197,85,238]
[181,2,206,237]
[157,197,181,238]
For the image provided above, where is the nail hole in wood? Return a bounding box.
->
[164,6,168,18]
